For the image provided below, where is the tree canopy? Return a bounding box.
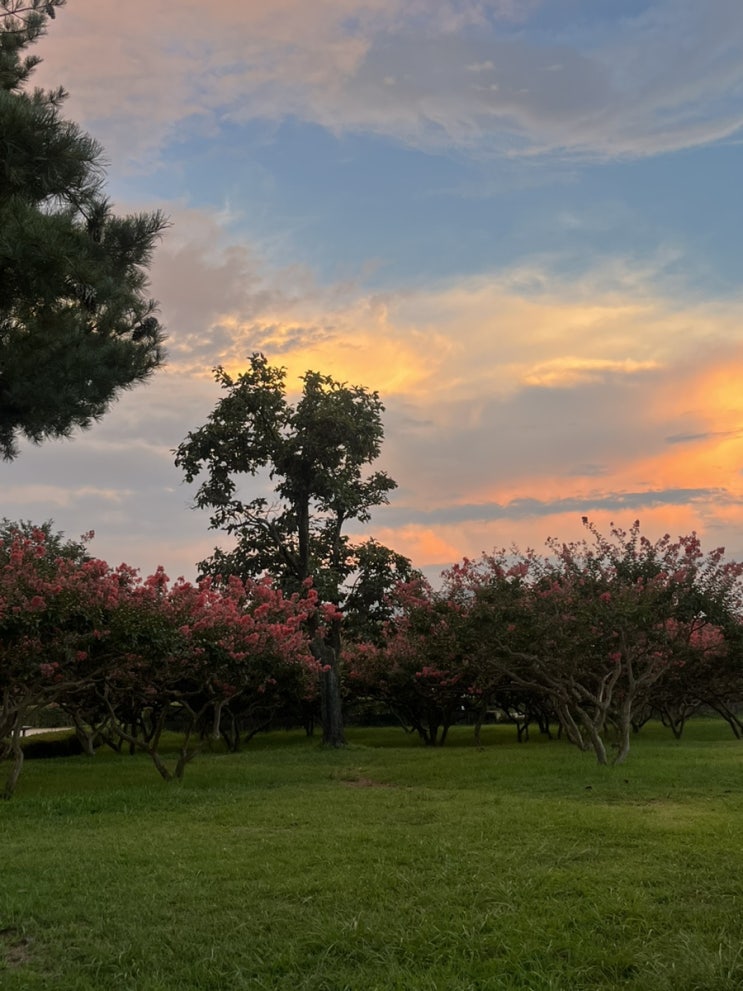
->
[4,517,743,798]
[0,523,323,797]
[175,354,397,595]
[0,0,167,459]
[175,353,399,745]
[347,521,743,761]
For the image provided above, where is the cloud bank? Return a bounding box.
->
[33,0,743,166]
[5,2,743,581]
[4,201,743,577]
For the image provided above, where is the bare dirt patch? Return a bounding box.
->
[340,776,391,788]
[0,927,32,968]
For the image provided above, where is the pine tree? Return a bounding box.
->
[0,1,167,459]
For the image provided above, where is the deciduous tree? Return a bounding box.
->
[0,524,322,796]
[174,353,397,746]
[342,538,421,646]
[346,578,475,745]
[0,525,115,797]
[444,521,743,764]
[98,570,320,782]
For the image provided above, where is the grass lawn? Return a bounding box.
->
[2,720,743,990]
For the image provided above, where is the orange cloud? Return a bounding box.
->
[369,526,463,568]
[148,224,743,574]
[523,357,660,388]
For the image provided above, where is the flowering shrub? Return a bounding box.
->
[440,520,743,764]
[347,521,743,764]
[0,528,321,797]
[345,578,477,745]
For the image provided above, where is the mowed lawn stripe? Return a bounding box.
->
[2,722,743,990]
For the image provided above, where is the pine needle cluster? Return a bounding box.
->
[0,0,167,459]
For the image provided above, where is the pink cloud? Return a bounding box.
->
[30,0,743,167]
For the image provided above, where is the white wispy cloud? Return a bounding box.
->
[32,0,743,167]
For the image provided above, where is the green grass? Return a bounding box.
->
[2,721,743,990]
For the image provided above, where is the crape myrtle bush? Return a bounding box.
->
[0,525,327,798]
[345,521,743,764]
[4,519,743,796]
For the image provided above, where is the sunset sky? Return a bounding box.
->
[4,0,743,581]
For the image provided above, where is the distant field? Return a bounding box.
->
[2,721,743,990]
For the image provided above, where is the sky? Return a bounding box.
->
[4,0,743,582]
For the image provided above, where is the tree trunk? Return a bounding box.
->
[515,718,530,743]
[2,744,23,800]
[72,714,99,756]
[574,705,608,765]
[2,717,26,799]
[317,640,346,748]
[614,695,633,765]
[473,701,488,747]
[556,702,588,751]
[709,702,743,739]
[301,700,315,737]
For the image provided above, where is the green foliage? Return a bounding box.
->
[342,538,422,645]
[0,525,321,795]
[353,521,743,764]
[0,516,90,563]
[175,354,401,746]
[0,0,167,458]
[347,578,473,745]
[175,354,397,599]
